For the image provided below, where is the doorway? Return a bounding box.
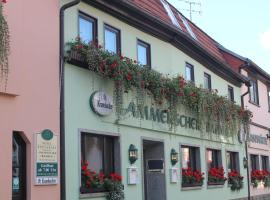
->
[143,139,166,200]
[12,132,26,200]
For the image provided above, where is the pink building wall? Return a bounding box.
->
[0,0,60,200]
[241,69,270,196]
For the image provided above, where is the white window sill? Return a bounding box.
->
[80,192,107,199]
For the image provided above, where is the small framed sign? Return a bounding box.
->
[34,129,58,185]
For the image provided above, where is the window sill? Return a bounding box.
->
[0,91,19,97]
[207,184,224,189]
[181,186,202,191]
[80,192,107,199]
[248,100,260,107]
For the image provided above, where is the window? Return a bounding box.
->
[79,12,97,43]
[261,156,269,171]
[81,133,119,177]
[185,63,194,82]
[268,88,270,111]
[250,154,259,171]
[228,86,234,102]
[104,24,121,54]
[137,40,151,67]
[160,0,181,29]
[206,149,222,169]
[204,73,212,90]
[181,146,200,170]
[178,14,196,40]
[226,151,239,172]
[249,78,259,105]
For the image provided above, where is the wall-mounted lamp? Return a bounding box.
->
[243,157,248,169]
[171,148,179,166]
[129,144,138,164]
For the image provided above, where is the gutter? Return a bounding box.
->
[239,63,251,200]
[60,1,81,200]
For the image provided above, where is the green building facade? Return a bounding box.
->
[62,1,250,199]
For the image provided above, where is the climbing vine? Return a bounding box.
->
[0,0,9,88]
[66,38,252,137]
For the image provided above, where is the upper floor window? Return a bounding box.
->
[181,145,200,170]
[261,155,269,171]
[185,62,194,82]
[137,39,151,67]
[104,24,121,54]
[249,78,259,105]
[79,12,97,43]
[226,151,239,172]
[268,88,270,111]
[206,149,222,169]
[204,72,212,90]
[250,154,259,171]
[228,86,234,102]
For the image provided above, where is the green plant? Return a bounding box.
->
[182,168,204,186]
[0,1,9,88]
[208,167,227,184]
[66,38,252,137]
[228,170,243,191]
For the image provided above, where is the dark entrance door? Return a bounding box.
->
[12,133,26,200]
[143,140,166,200]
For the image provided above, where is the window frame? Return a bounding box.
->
[261,155,269,171]
[250,154,260,171]
[204,72,212,90]
[206,148,222,169]
[226,151,240,172]
[249,77,259,105]
[185,62,195,83]
[79,131,121,195]
[78,11,98,44]
[228,85,234,102]
[137,39,151,68]
[180,144,201,171]
[104,23,121,55]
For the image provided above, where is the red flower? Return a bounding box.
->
[110,60,118,70]
[126,72,132,81]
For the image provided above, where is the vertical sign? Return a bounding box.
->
[35,129,58,185]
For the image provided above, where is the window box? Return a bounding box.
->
[182,182,203,187]
[207,181,226,186]
[80,187,106,194]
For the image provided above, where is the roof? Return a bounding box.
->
[126,0,225,62]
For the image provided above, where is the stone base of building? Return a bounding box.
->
[233,194,270,200]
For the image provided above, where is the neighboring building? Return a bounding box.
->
[62,0,251,200]
[0,1,60,200]
[220,46,270,199]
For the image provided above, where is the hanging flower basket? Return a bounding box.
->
[228,170,244,191]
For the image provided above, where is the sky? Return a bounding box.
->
[167,0,270,74]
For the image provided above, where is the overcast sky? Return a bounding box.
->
[167,0,270,74]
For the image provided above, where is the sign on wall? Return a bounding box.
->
[35,129,58,185]
[90,91,113,116]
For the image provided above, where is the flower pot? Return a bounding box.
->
[182,182,203,187]
[80,187,106,194]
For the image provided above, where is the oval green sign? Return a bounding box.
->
[41,129,54,141]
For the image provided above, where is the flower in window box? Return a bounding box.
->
[182,168,204,187]
[208,167,227,185]
[251,170,270,188]
[228,170,244,191]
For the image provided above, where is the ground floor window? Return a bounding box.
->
[261,155,269,171]
[207,149,226,185]
[80,132,121,194]
[181,146,203,187]
[226,151,239,172]
[250,154,259,171]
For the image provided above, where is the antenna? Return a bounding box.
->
[176,0,202,21]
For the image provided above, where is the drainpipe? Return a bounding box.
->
[239,62,251,200]
[60,1,81,200]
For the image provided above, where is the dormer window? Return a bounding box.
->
[178,14,197,40]
[160,0,181,29]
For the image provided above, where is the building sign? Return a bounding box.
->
[35,129,58,185]
[124,102,199,130]
[90,91,113,116]
[249,134,268,145]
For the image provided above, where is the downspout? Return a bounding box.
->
[60,1,81,200]
[239,62,251,200]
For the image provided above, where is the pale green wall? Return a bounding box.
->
[64,65,247,200]
[63,2,247,200]
[64,2,241,105]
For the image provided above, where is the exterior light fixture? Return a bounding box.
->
[171,148,178,166]
[243,157,248,169]
[129,144,138,164]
